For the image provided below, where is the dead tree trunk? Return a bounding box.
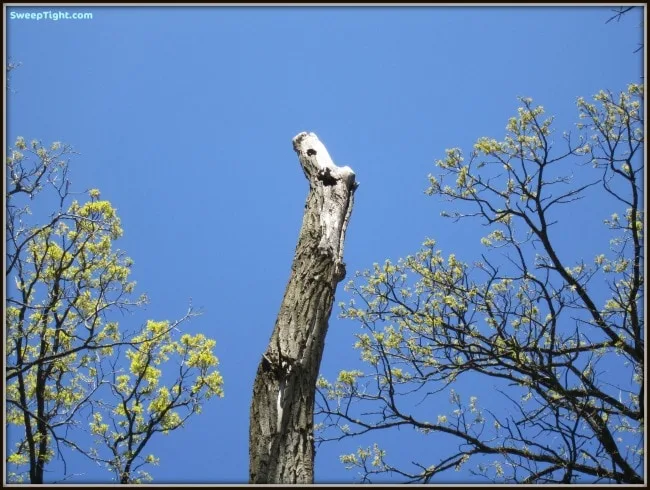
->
[249,132,357,484]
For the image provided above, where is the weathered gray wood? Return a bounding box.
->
[249,132,357,484]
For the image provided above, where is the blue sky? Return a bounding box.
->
[5,5,644,484]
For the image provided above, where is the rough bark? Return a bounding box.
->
[249,132,357,484]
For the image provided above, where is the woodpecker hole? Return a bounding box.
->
[317,167,338,186]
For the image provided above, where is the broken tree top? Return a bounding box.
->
[292,132,357,189]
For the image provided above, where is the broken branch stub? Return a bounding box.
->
[249,132,357,483]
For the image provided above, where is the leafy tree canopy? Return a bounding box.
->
[6,136,224,483]
[316,83,644,484]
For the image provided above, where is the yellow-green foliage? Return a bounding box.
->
[6,139,223,483]
[319,84,644,483]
